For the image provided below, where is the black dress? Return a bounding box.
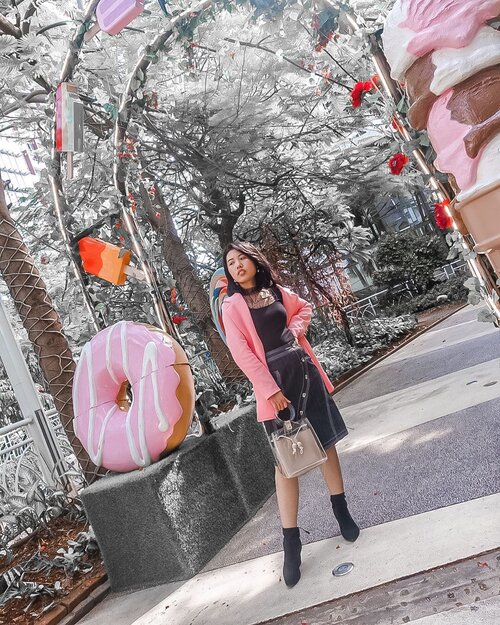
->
[245,286,348,450]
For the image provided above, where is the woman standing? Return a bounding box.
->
[222,241,359,588]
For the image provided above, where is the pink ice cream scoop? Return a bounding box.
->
[382,0,500,81]
[427,90,484,191]
[402,0,500,58]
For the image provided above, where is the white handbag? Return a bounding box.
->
[268,407,327,478]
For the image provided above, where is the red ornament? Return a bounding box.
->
[172,314,188,325]
[128,191,137,212]
[350,80,375,108]
[146,91,158,109]
[434,199,454,230]
[388,152,409,175]
[40,254,50,265]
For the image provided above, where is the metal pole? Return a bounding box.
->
[338,5,500,321]
[0,298,69,488]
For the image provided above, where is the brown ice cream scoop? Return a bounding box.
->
[448,66,500,158]
[406,54,437,130]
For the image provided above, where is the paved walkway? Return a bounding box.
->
[80,305,500,625]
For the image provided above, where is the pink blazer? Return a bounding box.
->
[222,285,334,422]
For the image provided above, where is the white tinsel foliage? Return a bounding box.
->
[0,0,424,350]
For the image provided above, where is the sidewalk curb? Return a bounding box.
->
[38,573,109,625]
[333,303,468,393]
[260,547,500,625]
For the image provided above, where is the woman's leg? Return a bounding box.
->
[275,467,299,527]
[320,446,360,542]
[319,446,344,495]
[275,467,302,587]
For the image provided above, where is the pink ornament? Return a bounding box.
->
[85,0,145,40]
[427,90,483,190]
[55,83,83,153]
[97,0,144,34]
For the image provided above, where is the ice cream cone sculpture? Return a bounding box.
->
[382,0,500,285]
[55,83,84,179]
[78,237,145,285]
[85,0,145,41]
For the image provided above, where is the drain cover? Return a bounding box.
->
[332,562,354,577]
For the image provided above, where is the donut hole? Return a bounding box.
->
[116,380,133,412]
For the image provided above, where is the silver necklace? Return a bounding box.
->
[243,288,274,308]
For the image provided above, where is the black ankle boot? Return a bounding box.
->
[282,527,302,587]
[330,493,360,542]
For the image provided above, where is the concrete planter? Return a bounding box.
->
[81,405,275,592]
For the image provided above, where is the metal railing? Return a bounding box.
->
[343,281,417,322]
[0,408,70,463]
[0,406,83,542]
[343,260,470,322]
[0,417,35,461]
[433,259,468,281]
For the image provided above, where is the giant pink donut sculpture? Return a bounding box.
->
[73,320,191,472]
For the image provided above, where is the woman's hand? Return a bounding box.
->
[269,390,291,413]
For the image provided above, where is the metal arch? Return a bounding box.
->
[48,0,102,332]
[47,0,195,334]
[112,0,215,333]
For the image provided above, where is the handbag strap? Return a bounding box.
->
[274,404,296,427]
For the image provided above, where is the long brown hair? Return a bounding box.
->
[223,241,281,296]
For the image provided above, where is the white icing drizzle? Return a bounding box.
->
[120,321,133,384]
[105,322,120,384]
[142,341,171,433]
[126,341,175,466]
[93,405,116,466]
